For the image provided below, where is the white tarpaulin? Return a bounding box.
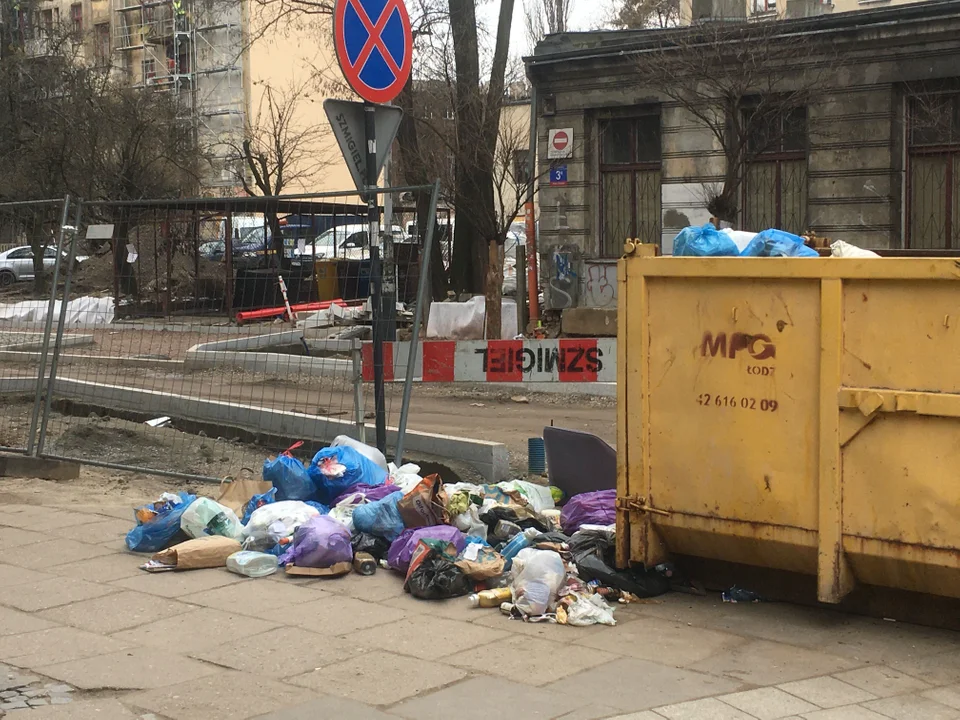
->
[0,296,114,325]
[426,296,518,340]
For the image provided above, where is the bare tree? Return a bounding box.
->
[632,20,838,224]
[524,0,571,47]
[610,0,679,29]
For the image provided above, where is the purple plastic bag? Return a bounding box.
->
[560,489,617,535]
[332,483,400,506]
[387,525,466,573]
[279,515,353,568]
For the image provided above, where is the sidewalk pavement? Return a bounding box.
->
[0,499,959,720]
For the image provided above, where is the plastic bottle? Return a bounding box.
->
[500,527,540,571]
[226,551,279,578]
[467,587,513,608]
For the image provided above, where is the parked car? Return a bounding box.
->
[0,245,88,287]
[294,224,408,262]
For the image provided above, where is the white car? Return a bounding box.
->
[294,224,408,261]
[0,245,88,287]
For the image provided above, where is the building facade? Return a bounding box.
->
[525,0,960,315]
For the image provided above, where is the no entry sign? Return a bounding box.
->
[334,0,412,104]
[547,127,574,159]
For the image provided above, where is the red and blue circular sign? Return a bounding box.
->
[334,0,412,104]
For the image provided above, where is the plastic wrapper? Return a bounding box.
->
[126,492,196,553]
[404,540,473,600]
[510,548,566,617]
[388,525,467,573]
[560,489,617,534]
[244,500,320,538]
[180,498,243,540]
[226,550,279,577]
[565,593,617,626]
[307,445,388,505]
[352,490,405,541]
[263,447,316,502]
[279,515,353,568]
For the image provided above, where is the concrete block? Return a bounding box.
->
[0,454,79,481]
[562,307,617,337]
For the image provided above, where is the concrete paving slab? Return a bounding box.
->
[543,657,744,713]
[39,590,192,634]
[719,687,818,720]
[382,591,499,623]
[0,697,138,719]
[800,708,893,720]
[389,675,576,720]
[181,579,331,619]
[343,615,509,661]
[0,626,132,668]
[194,626,366,678]
[778,677,877,709]
[0,606,58,636]
[833,665,933,698]
[111,568,244,598]
[289,650,465,706]
[470,609,616,641]
[38,647,223,690]
[128,670,319,720]
[552,704,637,720]
[926,686,960,711]
[0,576,118,612]
[292,596,407,636]
[574,616,747,668]
[0,563,55,588]
[655,697,756,720]
[884,650,960,687]
[250,695,401,720]
[0,527,50,546]
[322,571,410,604]
[48,518,132,545]
[862,694,960,720]
[0,538,114,569]
[111,608,280,656]
[445,635,616,686]
[689,639,860,686]
[600,714,666,720]
[47,552,145,583]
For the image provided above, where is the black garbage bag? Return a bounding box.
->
[351,531,391,562]
[531,531,571,545]
[569,528,671,598]
[405,539,473,600]
[479,506,549,534]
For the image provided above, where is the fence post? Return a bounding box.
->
[394,180,441,464]
[516,244,528,334]
[352,341,366,445]
[26,196,71,456]
[37,201,82,456]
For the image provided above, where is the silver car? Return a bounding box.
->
[0,245,87,287]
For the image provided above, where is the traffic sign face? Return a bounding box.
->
[323,99,403,191]
[334,0,412,104]
[547,127,574,159]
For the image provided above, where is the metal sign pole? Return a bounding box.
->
[366,102,387,454]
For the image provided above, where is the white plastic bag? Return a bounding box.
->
[388,462,424,494]
[831,240,880,258]
[498,480,555,514]
[566,593,617,626]
[720,228,758,254]
[244,500,319,538]
[453,505,488,540]
[180,498,243,540]
[331,435,388,472]
[327,492,367,533]
[510,548,567,617]
[226,550,278,578]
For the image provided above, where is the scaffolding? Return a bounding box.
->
[112,0,246,187]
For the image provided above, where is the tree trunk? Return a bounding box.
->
[485,239,503,339]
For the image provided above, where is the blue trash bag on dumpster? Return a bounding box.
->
[673,223,740,257]
[740,228,819,258]
[307,445,388,505]
[353,490,404,542]
[126,491,197,553]
[263,442,316,502]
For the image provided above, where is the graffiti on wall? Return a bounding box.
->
[547,247,580,309]
[584,262,617,308]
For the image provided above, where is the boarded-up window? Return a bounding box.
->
[599,112,661,257]
[908,93,960,249]
[743,106,808,235]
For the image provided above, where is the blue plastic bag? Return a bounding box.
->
[353,490,404,541]
[126,492,197,553]
[307,445,388,505]
[263,443,316,502]
[673,223,739,257]
[241,487,277,525]
[305,500,331,516]
[740,229,818,258]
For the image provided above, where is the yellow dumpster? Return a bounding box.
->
[314,260,339,301]
[616,245,960,603]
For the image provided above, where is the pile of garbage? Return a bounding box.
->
[124,436,671,626]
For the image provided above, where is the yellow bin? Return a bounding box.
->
[617,245,960,603]
[314,260,339,301]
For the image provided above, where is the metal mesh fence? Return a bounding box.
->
[0,198,72,454]
[29,186,439,481]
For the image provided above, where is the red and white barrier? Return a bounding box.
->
[361,338,616,383]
